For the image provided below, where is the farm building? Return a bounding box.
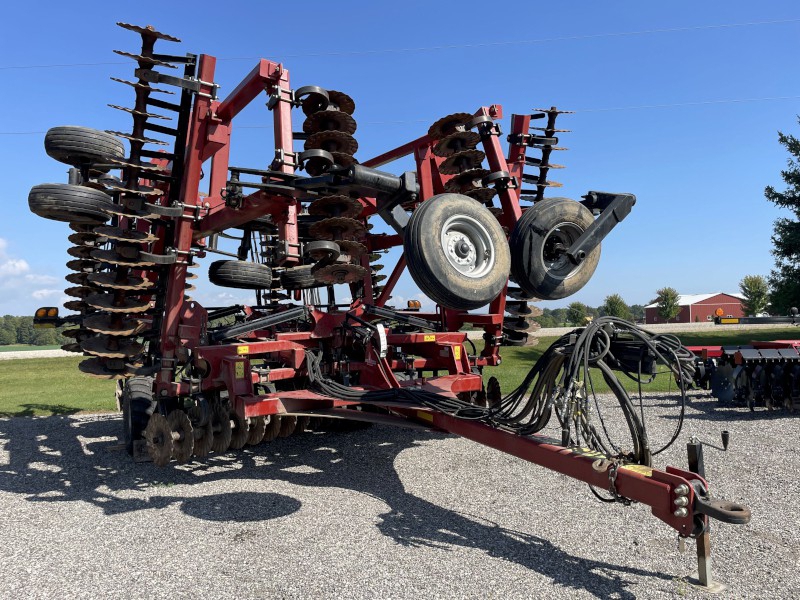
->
[644,293,745,324]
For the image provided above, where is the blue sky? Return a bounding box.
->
[1,1,799,315]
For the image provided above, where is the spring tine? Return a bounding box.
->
[113,50,177,69]
[529,126,571,133]
[108,104,172,121]
[116,22,181,43]
[110,77,174,94]
[533,107,575,115]
[106,131,170,146]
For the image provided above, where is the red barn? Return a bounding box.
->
[644,293,745,324]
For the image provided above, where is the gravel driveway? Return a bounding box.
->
[0,393,797,599]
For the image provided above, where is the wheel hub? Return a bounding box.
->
[440,214,495,278]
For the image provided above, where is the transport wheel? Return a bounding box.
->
[509,198,600,300]
[208,260,272,290]
[404,193,510,310]
[121,376,156,455]
[281,265,324,290]
[28,183,113,224]
[44,126,125,170]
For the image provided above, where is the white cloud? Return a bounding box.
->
[25,274,60,285]
[32,289,62,300]
[0,258,30,277]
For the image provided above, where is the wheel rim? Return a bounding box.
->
[540,222,584,278]
[439,214,495,278]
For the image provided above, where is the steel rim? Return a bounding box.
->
[541,222,584,278]
[440,214,495,278]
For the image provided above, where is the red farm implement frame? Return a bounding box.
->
[28,23,750,587]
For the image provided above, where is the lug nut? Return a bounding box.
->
[675,484,689,496]
[674,507,688,518]
[674,496,689,507]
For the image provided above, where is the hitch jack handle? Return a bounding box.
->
[566,192,636,265]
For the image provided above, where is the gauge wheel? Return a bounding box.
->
[509,197,600,300]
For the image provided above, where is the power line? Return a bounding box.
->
[1,18,798,70]
[2,94,799,136]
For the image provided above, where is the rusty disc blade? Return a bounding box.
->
[80,334,144,359]
[78,357,132,380]
[439,149,486,175]
[302,110,357,135]
[245,416,267,446]
[277,415,297,438]
[105,130,170,146]
[432,131,480,158]
[337,240,368,259]
[87,272,154,291]
[85,293,150,314]
[63,300,90,313]
[229,409,249,450]
[327,90,356,115]
[313,263,368,285]
[67,246,96,260]
[308,217,366,241]
[62,327,92,340]
[262,415,282,442]
[61,343,83,354]
[330,152,358,168]
[210,404,233,453]
[308,195,362,219]
[305,130,358,155]
[428,112,473,139]
[168,410,194,464]
[464,188,497,204]
[188,406,214,458]
[66,259,99,272]
[144,413,174,467]
[65,272,91,286]
[65,286,95,299]
[83,313,146,336]
[108,105,172,121]
[92,249,156,268]
[68,232,107,246]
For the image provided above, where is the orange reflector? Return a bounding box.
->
[47,308,58,317]
[35,308,47,318]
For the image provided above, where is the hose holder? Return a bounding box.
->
[566,191,636,265]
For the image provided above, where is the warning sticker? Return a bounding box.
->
[453,346,461,360]
[234,362,245,379]
[237,345,250,355]
[423,334,436,342]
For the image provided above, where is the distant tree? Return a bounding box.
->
[533,308,559,328]
[567,301,589,326]
[764,123,800,314]
[600,294,632,320]
[655,287,681,322]
[738,275,770,316]
[630,304,645,322]
[0,327,14,345]
[551,308,568,326]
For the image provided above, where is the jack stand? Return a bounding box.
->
[686,436,727,593]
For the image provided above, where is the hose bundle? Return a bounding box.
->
[306,317,696,467]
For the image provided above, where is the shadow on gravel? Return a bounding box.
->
[0,415,670,599]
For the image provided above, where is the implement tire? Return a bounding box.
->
[509,197,600,300]
[45,126,124,170]
[404,193,510,310]
[28,183,113,224]
[208,260,273,290]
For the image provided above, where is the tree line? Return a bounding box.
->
[536,295,646,328]
[0,316,68,346]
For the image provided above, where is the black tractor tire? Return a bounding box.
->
[208,260,273,290]
[44,126,125,170]
[121,377,156,455]
[28,183,113,224]
[281,265,324,290]
[404,193,510,310]
[509,197,600,301]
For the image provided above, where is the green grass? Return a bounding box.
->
[0,357,116,417]
[0,344,60,352]
[484,327,800,396]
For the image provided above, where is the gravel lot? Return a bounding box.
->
[0,390,798,599]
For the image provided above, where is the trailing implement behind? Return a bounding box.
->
[30,22,750,584]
